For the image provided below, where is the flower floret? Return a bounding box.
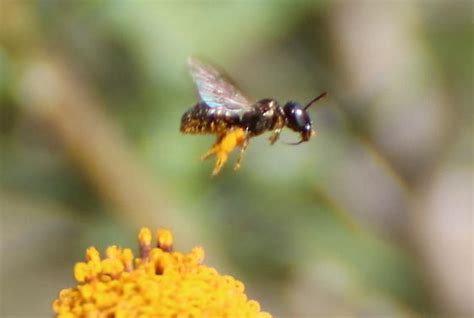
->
[53,227,271,317]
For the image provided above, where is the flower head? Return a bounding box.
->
[53,227,272,318]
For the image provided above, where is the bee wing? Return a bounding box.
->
[187,57,253,111]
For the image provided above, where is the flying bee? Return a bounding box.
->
[180,57,327,176]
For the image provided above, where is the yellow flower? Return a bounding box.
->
[53,228,272,318]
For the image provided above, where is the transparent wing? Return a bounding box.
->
[187,57,252,110]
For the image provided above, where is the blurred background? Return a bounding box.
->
[1,1,472,317]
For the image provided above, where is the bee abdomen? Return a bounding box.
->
[180,102,241,135]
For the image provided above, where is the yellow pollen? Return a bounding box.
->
[157,228,173,251]
[138,227,152,246]
[53,227,272,318]
[201,128,247,175]
[86,247,100,262]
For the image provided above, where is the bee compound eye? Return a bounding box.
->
[292,109,307,128]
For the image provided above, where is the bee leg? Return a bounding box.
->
[269,128,281,145]
[200,128,246,176]
[201,135,224,161]
[213,152,229,176]
[234,137,249,171]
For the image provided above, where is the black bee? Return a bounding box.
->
[181,57,326,175]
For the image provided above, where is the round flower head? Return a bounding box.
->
[53,227,272,318]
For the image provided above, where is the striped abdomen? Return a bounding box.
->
[180,102,241,135]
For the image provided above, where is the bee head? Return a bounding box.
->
[283,92,326,145]
[283,101,313,143]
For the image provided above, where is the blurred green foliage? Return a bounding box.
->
[1,1,472,316]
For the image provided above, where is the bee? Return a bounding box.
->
[180,57,326,176]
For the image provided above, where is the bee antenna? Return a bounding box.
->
[304,92,327,110]
[285,139,305,146]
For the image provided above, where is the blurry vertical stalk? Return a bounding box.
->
[329,1,451,185]
[17,56,173,230]
[328,1,470,315]
[1,0,201,247]
[328,1,446,235]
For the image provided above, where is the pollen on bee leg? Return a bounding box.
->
[201,128,246,175]
[234,138,249,171]
[201,143,219,161]
[213,152,229,176]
